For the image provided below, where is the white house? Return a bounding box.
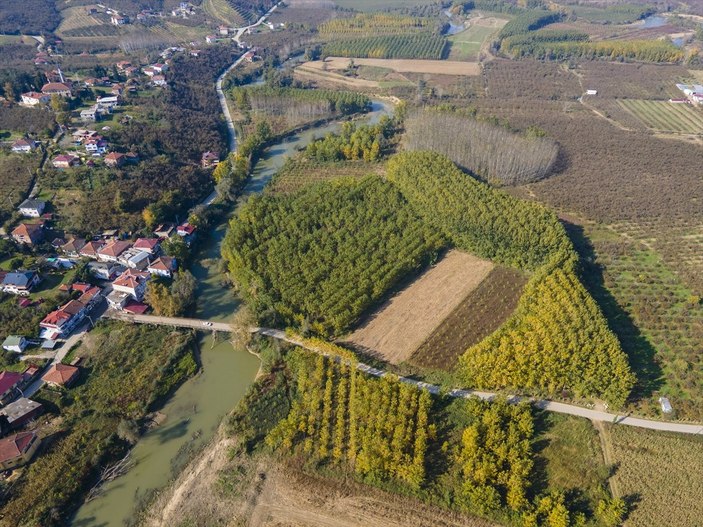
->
[18,199,46,218]
[1,336,28,354]
[147,256,176,278]
[20,92,50,106]
[11,139,38,153]
[88,261,121,281]
[112,269,150,301]
[118,248,151,270]
[80,107,99,122]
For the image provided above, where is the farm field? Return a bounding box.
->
[618,99,703,134]
[447,20,503,61]
[268,159,385,194]
[56,6,104,34]
[0,153,39,225]
[331,0,439,10]
[294,65,383,89]
[311,57,480,75]
[411,265,526,370]
[343,250,494,364]
[203,0,248,27]
[607,425,703,527]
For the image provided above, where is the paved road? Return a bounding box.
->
[255,328,703,436]
[216,2,281,152]
[105,311,232,332]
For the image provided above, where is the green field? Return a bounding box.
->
[332,0,437,10]
[448,24,497,61]
[619,99,703,134]
[570,4,652,24]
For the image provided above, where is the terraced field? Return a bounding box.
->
[618,99,703,134]
[203,0,248,26]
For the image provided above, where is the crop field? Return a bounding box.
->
[203,0,247,27]
[582,223,703,420]
[56,6,104,34]
[570,4,652,24]
[267,158,385,194]
[618,99,703,134]
[331,0,439,10]
[411,265,526,370]
[608,425,703,527]
[0,153,38,224]
[483,60,581,99]
[317,57,480,75]
[577,62,686,99]
[319,13,433,37]
[447,19,505,61]
[344,250,494,364]
[322,33,448,60]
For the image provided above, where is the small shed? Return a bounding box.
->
[658,397,673,414]
[586,89,598,96]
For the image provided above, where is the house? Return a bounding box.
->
[112,268,150,301]
[1,336,28,354]
[79,240,105,259]
[74,283,102,307]
[147,256,176,278]
[2,271,40,295]
[41,82,72,97]
[88,261,121,280]
[118,248,151,270]
[116,60,132,71]
[39,299,90,340]
[11,139,38,153]
[85,137,108,155]
[20,92,50,106]
[218,25,231,35]
[111,15,129,25]
[18,199,46,218]
[97,240,132,262]
[585,89,597,96]
[106,290,130,310]
[12,223,44,245]
[201,151,219,168]
[0,398,43,430]
[61,238,86,257]
[0,432,41,470]
[80,106,99,122]
[52,154,79,169]
[176,223,196,237]
[133,238,160,254]
[152,74,167,87]
[0,372,24,406]
[42,364,80,387]
[243,50,256,62]
[154,223,175,239]
[124,66,139,77]
[96,95,120,109]
[105,152,126,167]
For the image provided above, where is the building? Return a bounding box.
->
[97,240,132,262]
[20,92,50,106]
[88,261,121,280]
[52,154,79,169]
[85,137,108,155]
[0,398,43,430]
[1,336,28,354]
[80,107,99,122]
[96,95,120,109]
[176,223,196,237]
[11,223,44,245]
[133,238,160,254]
[40,300,90,340]
[79,240,105,259]
[154,223,175,239]
[111,14,129,25]
[0,432,41,470]
[61,238,86,257]
[152,74,167,87]
[201,151,219,168]
[11,139,38,153]
[585,89,597,96]
[118,248,151,270]
[2,271,40,296]
[0,372,24,406]
[42,364,79,387]
[112,268,150,301]
[147,256,176,278]
[18,199,46,218]
[41,82,72,97]
[105,152,126,168]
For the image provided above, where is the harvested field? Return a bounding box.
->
[411,265,527,370]
[310,57,481,75]
[295,64,382,89]
[618,99,703,134]
[608,425,703,527]
[343,250,494,364]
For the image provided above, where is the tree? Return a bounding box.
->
[170,270,196,314]
[596,498,627,527]
[162,235,190,264]
[50,94,68,113]
[142,207,157,230]
[3,82,16,102]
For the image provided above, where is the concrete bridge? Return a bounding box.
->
[105,312,232,332]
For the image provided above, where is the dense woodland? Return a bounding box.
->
[223,176,445,335]
[404,109,559,185]
[0,0,60,34]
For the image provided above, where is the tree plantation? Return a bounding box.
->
[322,34,448,60]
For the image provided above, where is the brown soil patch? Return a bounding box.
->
[343,250,494,364]
[411,266,527,370]
[295,64,381,89]
[306,57,481,76]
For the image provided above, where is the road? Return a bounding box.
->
[255,328,703,436]
[105,311,232,332]
[215,2,282,152]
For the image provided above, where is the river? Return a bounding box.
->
[72,96,392,526]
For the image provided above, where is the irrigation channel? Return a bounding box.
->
[71,91,392,525]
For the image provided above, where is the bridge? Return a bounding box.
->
[105,312,232,332]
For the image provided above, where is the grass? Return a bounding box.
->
[533,412,610,517]
[608,425,703,527]
[448,24,497,61]
[618,99,703,134]
[267,158,385,194]
[203,0,247,26]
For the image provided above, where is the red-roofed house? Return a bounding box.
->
[147,256,176,278]
[97,240,132,262]
[176,223,196,237]
[52,154,79,169]
[79,240,105,259]
[61,238,86,257]
[104,152,126,167]
[0,432,41,470]
[41,82,72,97]
[133,238,160,254]
[0,372,25,406]
[12,223,44,245]
[42,364,79,387]
[201,151,219,168]
[11,139,38,153]
[21,92,50,106]
[112,269,150,301]
[39,290,99,339]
